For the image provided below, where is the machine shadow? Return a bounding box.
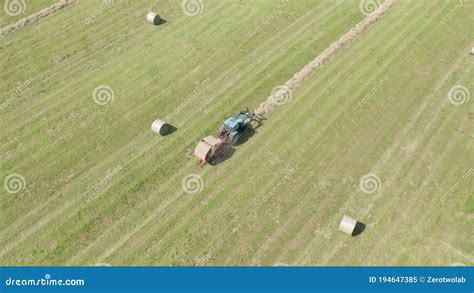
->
[165,125,177,135]
[234,127,256,146]
[234,114,265,146]
[212,147,236,165]
[351,221,366,236]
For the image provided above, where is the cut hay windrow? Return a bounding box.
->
[255,0,398,116]
[0,0,76,37]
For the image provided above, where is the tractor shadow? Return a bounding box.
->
[234,127,256,146]
[351,221,366,236]
[234,114,266,146]
[214,147,236,165]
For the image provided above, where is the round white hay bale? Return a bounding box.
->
[339,215,357,236]
[151,119,170,136]
[471,47,474,55]
[147,12,161,25]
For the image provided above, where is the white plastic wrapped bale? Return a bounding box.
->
[471,47,474,55]
[151,119,170,136]
[147,12,161,25]
[338,215,358,236]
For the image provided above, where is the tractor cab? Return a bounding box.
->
[218,111,253,145]
[223,116,244,132]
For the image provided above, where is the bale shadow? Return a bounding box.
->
[157,19,167,25]
[351,221,366,236]
[164,124,177,135]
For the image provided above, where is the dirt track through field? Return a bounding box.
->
[255,0,398,116]
[0,0,75,37]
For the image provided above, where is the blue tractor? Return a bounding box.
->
[217,111,256,145]
[194,110,263,167]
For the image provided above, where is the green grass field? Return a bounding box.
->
[1,0,473,266]
[0,0,58,28]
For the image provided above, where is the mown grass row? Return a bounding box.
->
[0,0,58,28]
[1,0,366,264]
[1,0,471,265]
